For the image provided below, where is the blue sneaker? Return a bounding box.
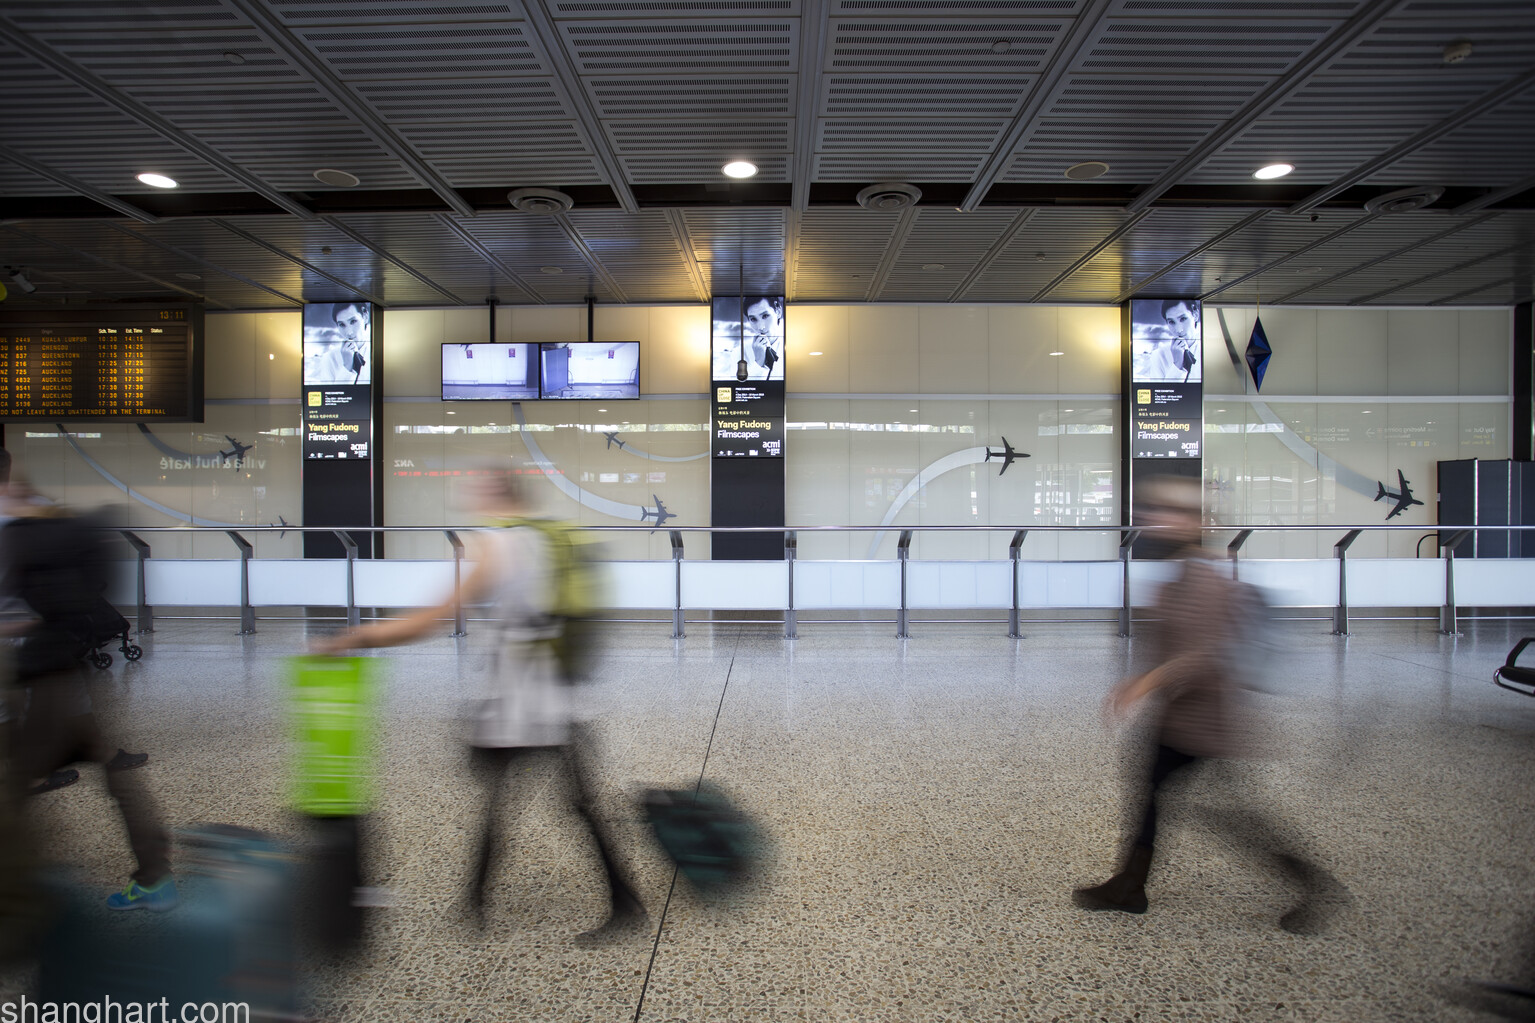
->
[106,878,178,912]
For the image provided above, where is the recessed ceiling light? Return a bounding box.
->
[1049,351,1064,357]
[722,160,758,179]
[137,172,178,189]
[1253,163,1294,180]
[1064,161,1110,181]
[314,168,360,188]
[174,272,201,281]
[540,265,562,275]
[922,263,945,271]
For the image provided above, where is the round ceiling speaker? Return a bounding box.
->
[1064,161,1110,180]
[1363,185,1444,214]
[313,168,360,188]
[508,187,575,214]
[855,182,921,211]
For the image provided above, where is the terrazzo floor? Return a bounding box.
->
[3,614,1535,1022]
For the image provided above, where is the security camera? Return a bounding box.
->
[6,268,36,294]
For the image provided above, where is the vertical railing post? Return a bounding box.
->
[335,530,360,629]
[1227,528,1253,581]
[1118,529,1140,638]
[670,530,685,639]
[896,530,912,639]
[225,531,255,635]
[1439,530,1470,635]
[1331,529,1363,636]
[120,531,154,634]
[445,530,467,637]
[784,530,797,640]
[1008,530,1027,639]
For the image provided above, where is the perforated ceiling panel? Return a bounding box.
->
[1,0,1533,309]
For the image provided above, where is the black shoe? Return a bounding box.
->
[106,750,148,772]
[575,898,649,947]
[1072,846,1152,915]
[28,769,80,796]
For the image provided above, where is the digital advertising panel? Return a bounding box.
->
[711,295,785,458]
[303,301,373,460]
[1129,298,1203,459]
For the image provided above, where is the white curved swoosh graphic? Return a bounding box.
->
[866,446,990,558]
[56,425,246,528]
[513,403,667,523]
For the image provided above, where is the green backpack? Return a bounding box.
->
[502,517,600,683]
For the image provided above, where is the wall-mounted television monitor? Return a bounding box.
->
[538,342,639,400]
[441,343,538,400]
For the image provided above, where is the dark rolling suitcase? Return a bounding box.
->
[36,825,298,1019]
[643,785,765,893]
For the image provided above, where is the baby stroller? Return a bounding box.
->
[81,596,143,670]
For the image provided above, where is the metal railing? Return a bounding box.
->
[109,523,1535,641]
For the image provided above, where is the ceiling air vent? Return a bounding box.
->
[855,182,922,211]
[508,187,575,214]
[1363,186,1443,215]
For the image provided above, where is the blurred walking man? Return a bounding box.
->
[1072,476,1345,933]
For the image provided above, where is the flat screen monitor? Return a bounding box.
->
[539,342,639,400]
[441,343,538,400]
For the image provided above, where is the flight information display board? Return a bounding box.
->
[0,305,204,421]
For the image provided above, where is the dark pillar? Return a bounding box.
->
[1515,301,1532,463]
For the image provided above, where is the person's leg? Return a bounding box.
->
[468,745,523,917]
[84,710,171,887]
[561,725,644,923]
[1073,744,1201,914]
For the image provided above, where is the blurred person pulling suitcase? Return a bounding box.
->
[315,471,646,943]
[0,453,175,911]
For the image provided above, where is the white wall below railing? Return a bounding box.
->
[109,557,1535,615]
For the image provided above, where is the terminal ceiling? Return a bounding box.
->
[0,0,1533,310]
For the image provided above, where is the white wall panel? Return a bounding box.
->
[250,559,350,606]
[794,561,901,609]
[907,561,1012,608]
[145,560,242,606]
[1344,558,1444,607]
[1456,559,1535,607]
[682,561,789,609]
[1235,559,1340,608]
[1017,561,1122,608]
[605,561,677,609]
[353,559,458,607]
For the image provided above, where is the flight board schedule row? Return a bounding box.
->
[0,327,191,419]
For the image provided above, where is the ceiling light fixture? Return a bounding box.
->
[1064,161,1110,180]
[137,172,178,189]
[314,168,360,188]
[1443,39,1473,64]
[722,160,758,179]
[1253,163,1294,180]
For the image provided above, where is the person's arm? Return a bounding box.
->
[311,532,502,654]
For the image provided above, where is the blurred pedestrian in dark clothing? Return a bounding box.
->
[1073,476,1346,933]
[315,473,645,943]
[0,455,175,912]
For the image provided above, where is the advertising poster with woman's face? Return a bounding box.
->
[1130,298,1201,384]
[303,301,373,386]
[711,295,784,382]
